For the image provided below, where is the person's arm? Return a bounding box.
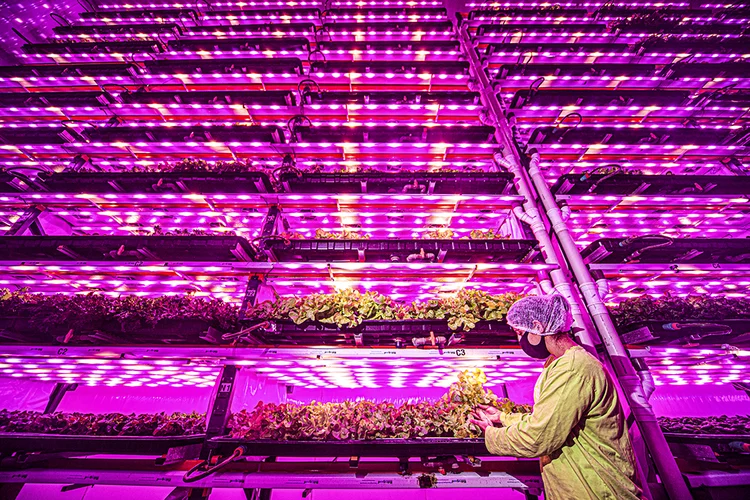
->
[485,362,593,458]
[498,412,525,427]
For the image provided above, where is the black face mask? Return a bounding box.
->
[520,332,551,359]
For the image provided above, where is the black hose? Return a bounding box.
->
[183,447,245,483]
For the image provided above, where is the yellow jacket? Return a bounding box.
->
[485,346,642,500]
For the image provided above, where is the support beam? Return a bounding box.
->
[6,205,45,236]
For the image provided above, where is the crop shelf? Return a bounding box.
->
[242,319,515,347]
[580,238,750,265]
[0,236,257,263]
[618,320,750,347]
[551,174,750,197]
[209,437,491,458]
[278,172,514,194]
[36,172,274,194]
[0,316,226,345]
[263,238,540,264]
[665,433,750,465]
[0,433,205,456]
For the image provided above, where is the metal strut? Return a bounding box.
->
[456,19,692,500]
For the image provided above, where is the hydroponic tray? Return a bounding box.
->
[278,172,514,194]
[581,238,750,265]
[0,236,257,263]
[209,438,490,458]
[664,433,750,463]
[263,239,540,264]
[0,317,223,345]
[36,172,273,194]
[0,433,205,455]
[240,319,514,347]
[551,174,750,197]
[619,320,750,347]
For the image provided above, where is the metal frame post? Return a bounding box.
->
[188,365,240,500]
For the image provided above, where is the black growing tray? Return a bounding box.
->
[209,437,489,457]
[278,172,513,194]
[263,238,540,264]
[0,433,205,455]
[552,174,750,197]
[0,316,223,345]
[0,236,257,262]
[619,319,750,347]
[240,319,515,347]
[36,171,273,194]
[581,238,750,265]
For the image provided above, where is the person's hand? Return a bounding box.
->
[476,404,504,425]
[469,409,494,433]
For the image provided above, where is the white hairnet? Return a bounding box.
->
[506,295,573,336]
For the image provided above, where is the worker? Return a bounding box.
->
[470,295,642,499]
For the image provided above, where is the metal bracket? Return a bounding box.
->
[239,276,263,321]
[6,205,45,236]
[44,383,78,414]
[260,205,280,237]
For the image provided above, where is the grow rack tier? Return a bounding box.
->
[262,238,540,264]
[581,238,750,265]
[0,434,205,456]
[0,236,257,262]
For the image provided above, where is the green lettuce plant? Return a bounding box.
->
[229,368,531,441]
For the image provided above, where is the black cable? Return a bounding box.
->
[50,13,71,27]
[183,447,245,483]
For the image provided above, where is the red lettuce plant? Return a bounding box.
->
[245,289,524,331]
[0,289,240,333]
[609,293,750,328]
[0,410,206,436]
[229,369,531,441]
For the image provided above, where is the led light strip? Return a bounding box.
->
[467,1,695,6]
[21,48,466,60]
[517,122,744,130]
[0,141,497,150]
[482,31,747,38]
[470,15,748,23]
[1,72,469,82]
[488,51,750,59]
[98,2,323,8]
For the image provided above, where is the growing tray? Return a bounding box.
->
[664,433,750,463]
[0,433,205,455]
[581,237,750,265]
[278,172,514,194]
[239,319,515,347]
[0,316,224,345]
[551,174,750,197]
[619,320,750,347]
[0,236,257,263]
[36,171,273,194]
[263,238,540,264]
[209,437,489,458]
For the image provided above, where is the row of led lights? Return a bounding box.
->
[21,49,750,61]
